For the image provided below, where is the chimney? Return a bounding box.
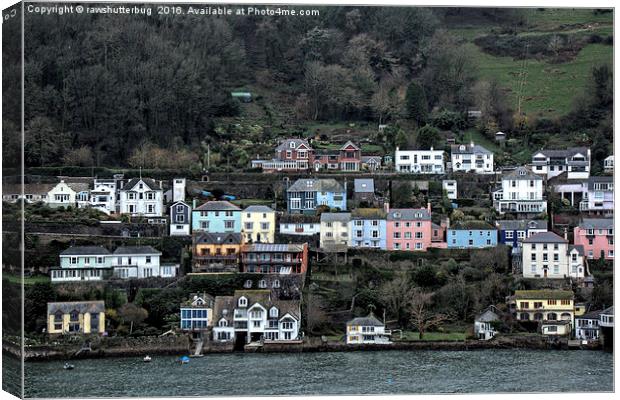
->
[192,198,197,209]
[470,141,475,148]
[396,146,400,153]
[383,201,390,213]
[430,146,434,151]
[564,228,568,241]
[159,180,163,189]
[427,202,432,213]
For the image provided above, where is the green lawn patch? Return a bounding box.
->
[3,273,50,285]
[396,331,467,341]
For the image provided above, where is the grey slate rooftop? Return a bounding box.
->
[287,178,344,193]
[451,143,492,155]
[579,218,613,230]
[194,200,241,211]
[60,246,111,256]
[113,246,161,255]
[194,232,243,244]
[347,312,384,327]
[47,301,105,315]
[276,138,312,151]
[354,179,374,193]
[522,231,567,243]
[320,212,351,223]
[496,220,547,231]
[503,167,542,180]
[243,205,274,213]
[123,178,160,191]
[387,208,431,221]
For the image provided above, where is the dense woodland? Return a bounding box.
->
[2,7,613,172]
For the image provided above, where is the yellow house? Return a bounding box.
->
[192,232,243,273]
[512,290,575,335]
[47,301,106,335]
[241,206,275,243]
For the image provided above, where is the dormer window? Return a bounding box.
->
[259,280,267,288]
[195,298,204,306]
[244,280,252,288]
[272,279,280,288]
[238,297,248,307]
[459,145,465,151]
[270,307,279,318]
[519,170,526,175]
[290,142,295,148]
[394,212,401,218]
[219,318,228,327]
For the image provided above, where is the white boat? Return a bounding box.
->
[63,363,74,370]
[143,355,152,363]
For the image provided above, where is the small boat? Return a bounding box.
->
[143,355,152,363]
[63,363,74,370]
[179,356,190,365]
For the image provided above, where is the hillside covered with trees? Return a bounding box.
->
[3,7,613,172]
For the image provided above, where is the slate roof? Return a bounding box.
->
[181,293,215,308]
[213,296,235,325]
[601,306,614,316]
[587,176,613,190]
[351,208,387,219]
[522,231,567,244]
[476,306,501,322]
[569,245,584,256]
[496,220,547,231]
[234,289,273,307]
[272,299,302,320]
[194,232,243,245]
[354,179,374,193]
[60,246,111,256]
[514,290,574,300]
[276,139,312,151]
[279,214,320,224]
[242,243,306,253]
[579,218,614,230]
[387,208,431,221]
[361,156,382,163]
[3,183,55,195]
[532,147,589,159]
[113,246,161,255]
[451,143,492,155]
[64,182,90,193]
[194,201,241,212]
[122,178,160,191]
[576,310,603,320]
[503,167,542,181]
[47,301,105,315]
[450,221,496,230]
[287,179,344,193]
[340,141,360,150]
[243,205,274,213]
[320,212,351,223]
[347,312,384,327]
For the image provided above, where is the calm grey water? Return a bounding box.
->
[17,350,613,397]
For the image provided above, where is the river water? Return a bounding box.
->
[15,349,613,397]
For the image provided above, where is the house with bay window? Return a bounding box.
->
[192,201,242,233]
[286,178,346,214]
[573,218,614,260]
[191,232,243,273]
[574,310,602,342]
[251,138,315,172]
[492,167,547,215]
[119,178,164,216]
[510,290,575,336]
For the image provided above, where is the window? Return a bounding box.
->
[415,232,423,239]
[270,307,278,318]
[505,231,514,239]
[146,256,151,264]
[225,221,234,230]
[272,279,280,288]
[281,321,294,330]
[238,297,247,307]
[520,302,530,309]
[70,257,78,265]
[548,300,557,305]
[253,321,261,328]
[259,280,267,288]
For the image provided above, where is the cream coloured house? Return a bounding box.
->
[241,205,275,243]
[319,212,351,251]
[47,301,106,335]
[521,232,585,279]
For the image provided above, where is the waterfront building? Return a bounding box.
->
[394,147,445,174]
[47,301,105,335]
[180,293,215,331]
[510,290,575,334]
[385,206,432,251]
[118,178,164,216]
[191,232,243,273]
[286,178,347,214]
[346,313,391,344]
[241,205,276,243]
[319,212,351,251]
[211,296,236,342]
[192,201,242,233]
[580,176,613,216]
[348,208,387,249]
[531,147,591,180]
[574,310,602,341]
[492,167,547,215]
[230,289,301,343]
[446,221,497,249]
[169,201,191,236]
[573,218,614,260]
[599,306,614,350]
[496,219,548,247]
[450,142,494,174]
[521,232,585,279]
[279,214,321,236]
[240,243,309,274]
[474,306,500,340]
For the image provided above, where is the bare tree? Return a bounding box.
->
[407,288,449,340]
[379,275,413,326]
[118,303,148,335]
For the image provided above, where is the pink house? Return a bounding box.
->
[574,218,614,260]
[386,204,432,251]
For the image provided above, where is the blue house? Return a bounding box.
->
[286,179,346,214]
[348,208,387,249]
[447,221,498,249]
[192,201,241,233]
[496,220,547,247]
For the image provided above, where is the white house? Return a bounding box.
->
[521,232,585,279]
[442,180,457,200]
[450,142,494,173]
[600,306,614,328]
[603,155,613,173]
[169,201,191,236]
[574,310,602,341]
[47,180,85,208]
[346,313,391,344]
[493,167,547,215]
[112,246,178,279]
[279,214,321,236]
[2,183,54,203]
[474,306,501,340]
[394,147,445,174]
[212,290,301,344]
[119,178,164,217]
[531,147,591,180]
[89,182,117,215]
[172,178,186,202]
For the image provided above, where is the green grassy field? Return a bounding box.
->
[396,331,467,341]
[449,8,613,119]
[3,273,50,285]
